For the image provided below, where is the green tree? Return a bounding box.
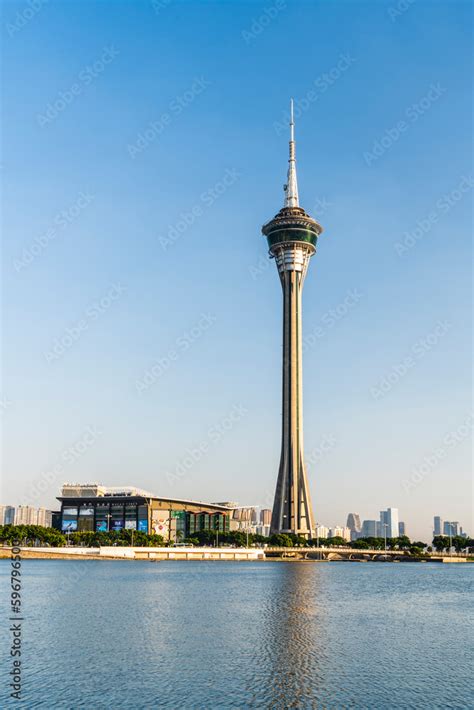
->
[183,537,199,546]
[325,536,346,547]
[0,524,66,547]
[432,535,449,552]
[396,535,412,550]
[268,533,293,547]
[452,535,469,552]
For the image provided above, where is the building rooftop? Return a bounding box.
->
[58,484,233,511]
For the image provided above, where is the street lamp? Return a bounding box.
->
[383,523,388,556]
[446,522,452,556]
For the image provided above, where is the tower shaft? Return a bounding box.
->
[271,244,314,537]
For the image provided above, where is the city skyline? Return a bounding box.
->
[2,1,471,544]
[2,488,470,546]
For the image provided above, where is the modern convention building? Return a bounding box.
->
[57,483,231,541]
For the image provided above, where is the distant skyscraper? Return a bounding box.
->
[0,505,15,525]
[433,516,443,536]
[398,522,406,536]
[379,508,399,538]
[263,100,323,538]
[346,513,361,533]
[443,521,460,537]
[362,520,378,537]
[260,509,272,526]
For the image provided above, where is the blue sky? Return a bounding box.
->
[2,0,472,540]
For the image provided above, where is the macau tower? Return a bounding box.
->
[262,100,323,538]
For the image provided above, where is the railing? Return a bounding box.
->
[264,547,470,556]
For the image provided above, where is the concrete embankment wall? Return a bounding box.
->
[0,546,265,561]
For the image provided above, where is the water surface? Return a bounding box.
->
[0,560,472,708]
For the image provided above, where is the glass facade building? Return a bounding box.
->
[57,493,231,541]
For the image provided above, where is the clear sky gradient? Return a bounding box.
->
[2,0,472,541]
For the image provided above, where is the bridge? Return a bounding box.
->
[263,546,470,562]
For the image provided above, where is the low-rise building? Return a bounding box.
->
[329,526,351,542]
[57,483,232,542]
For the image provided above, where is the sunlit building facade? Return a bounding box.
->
[57,484,231,541]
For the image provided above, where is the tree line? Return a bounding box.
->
[0,524,472,553]
[0,525,165,548]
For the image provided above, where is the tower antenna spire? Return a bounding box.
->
[284,98,299,208]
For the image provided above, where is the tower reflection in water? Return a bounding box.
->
[255,563,328,709]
